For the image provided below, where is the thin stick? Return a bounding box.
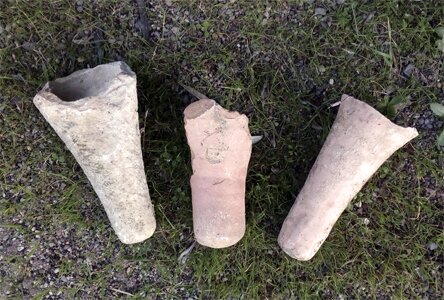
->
[179,83,208,100]
[110,287,134,297]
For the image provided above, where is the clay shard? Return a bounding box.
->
[33,61,156,244]
[278,94,418,260]
[184,99,252,248]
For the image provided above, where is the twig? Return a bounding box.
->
[330,101,341,107]
[110,287,134,297]
[179,83,208,100]
[178,241,196,264]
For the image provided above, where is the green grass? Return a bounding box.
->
[1,0,443,298]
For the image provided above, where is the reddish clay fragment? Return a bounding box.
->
[278,94,418,260]
[184,99,252,248]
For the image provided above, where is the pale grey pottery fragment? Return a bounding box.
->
[33,61,156,244]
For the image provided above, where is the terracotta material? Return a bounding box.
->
[33,61,156,244]
[278,94,418,260]
[184,99,252,248]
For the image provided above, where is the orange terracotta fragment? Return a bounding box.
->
[184,99,252,248]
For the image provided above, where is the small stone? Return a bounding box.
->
[427,243,438,251]
[17,246,25,252]
[329,78,334,85]
[315,8,327,16]
[22,41,35,51]
[321,16,333,27]
[165,0,172,6]
[403,63,416,77]
[171,27,180,35]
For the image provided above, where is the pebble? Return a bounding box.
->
[171,27,180,35]
[22,41,35,51]
[315,8,327,16]
[75,0,83,12]
[427,242,437,251]
[403,63,416,77]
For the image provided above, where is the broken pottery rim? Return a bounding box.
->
[184,99,243,121]
[340,94,419,138]
[35,61,135,106]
